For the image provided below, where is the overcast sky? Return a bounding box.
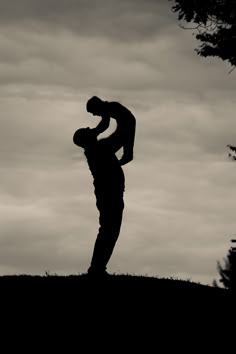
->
[1,0,236,285]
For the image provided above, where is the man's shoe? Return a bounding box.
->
[87,269,110,278]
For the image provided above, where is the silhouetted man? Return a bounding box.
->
[86,96,136,166]
[73,127,126,277]
[73,97,136,277]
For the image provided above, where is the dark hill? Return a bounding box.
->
[0,273,231,311]
[0,273,232,349]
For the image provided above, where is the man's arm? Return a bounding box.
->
[119,115,136,166]
[119,153,133,166]
[98,112,136,165]
[93,116,110,136]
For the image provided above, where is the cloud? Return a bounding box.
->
[0,0,173,41]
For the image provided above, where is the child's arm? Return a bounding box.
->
[93,115,110,135]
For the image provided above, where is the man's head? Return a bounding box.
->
[86,96,106,116]
[73,128,96,149]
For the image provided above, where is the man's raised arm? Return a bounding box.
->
[119,115,136,166]
[93,115,110,136]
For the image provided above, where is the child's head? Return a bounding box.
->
[86,96,106,116]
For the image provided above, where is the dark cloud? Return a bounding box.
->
[0,0,174,40]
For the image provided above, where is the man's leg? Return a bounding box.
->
[88,197,124,275]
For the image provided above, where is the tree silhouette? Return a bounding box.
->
[227,145,236,160]
[215,239,236,290]
[169,0,236,70]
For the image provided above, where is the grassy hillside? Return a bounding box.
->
[0,273,232,347]
[0,273,230,307]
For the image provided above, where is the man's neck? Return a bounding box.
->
[84,141,97,151]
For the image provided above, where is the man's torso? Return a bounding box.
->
[84,141,125,198]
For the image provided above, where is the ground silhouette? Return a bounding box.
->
[1,273,232,349]
[1,273,231,309]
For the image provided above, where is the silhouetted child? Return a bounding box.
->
[73,125,125,277]
[86,96,136,166]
